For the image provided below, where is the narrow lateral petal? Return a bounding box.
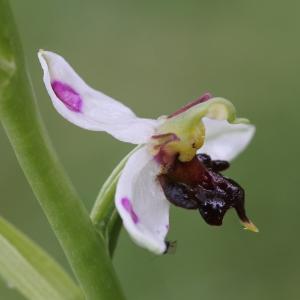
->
[115,146,170,254]
[198,117,255,161]
[38,50,158,144]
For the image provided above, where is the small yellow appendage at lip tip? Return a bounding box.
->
[241,220,259,233]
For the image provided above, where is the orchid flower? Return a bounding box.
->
[38,50,257,255]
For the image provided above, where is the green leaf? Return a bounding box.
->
[0,216,84,300]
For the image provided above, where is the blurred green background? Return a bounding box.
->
[1,0,299,299]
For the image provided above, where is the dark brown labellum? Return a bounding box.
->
[158,153,251,227]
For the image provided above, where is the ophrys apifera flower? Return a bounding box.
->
[38,50,257,255]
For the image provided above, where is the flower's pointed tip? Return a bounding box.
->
[38,49,46,57]
[37,49,48,63]
[241,220,259,233]
[38,49,53,60]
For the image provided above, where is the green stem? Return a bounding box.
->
[0,1,125,299]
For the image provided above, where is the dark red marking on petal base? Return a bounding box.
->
[154,147,177,167]
[152,132,179,142]
[158,153,252,227]
[51,80,82,112]
[151,133,180,166]
[121,197,139,224]
[167,92,213,119]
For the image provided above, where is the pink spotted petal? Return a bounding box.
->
[38,50,158,144]
[115,146,170,255]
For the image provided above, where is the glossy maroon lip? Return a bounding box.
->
[158,153,251,227]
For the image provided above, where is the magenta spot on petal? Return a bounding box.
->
[168,92,213,118]
[51,80,82,112]
[121,197,139,224]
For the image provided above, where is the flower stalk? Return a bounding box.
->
[0,1,125,299]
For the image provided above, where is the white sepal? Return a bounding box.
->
[38,50,158,144]
[115,146,170,254]
[198,117,255,161]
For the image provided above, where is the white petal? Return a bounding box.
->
[198,117,255,161]
[115,146,170,254]
[38,50,158,144]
